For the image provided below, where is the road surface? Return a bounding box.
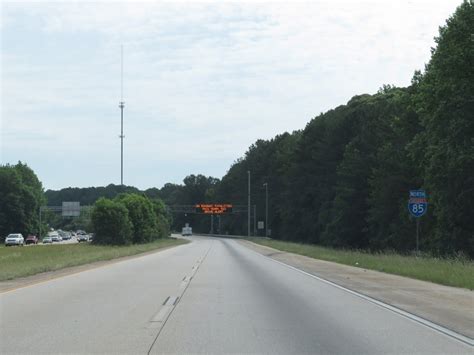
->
[0,236,471,354]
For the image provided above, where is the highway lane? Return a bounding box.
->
[1,236,471,354]
[0,237,212,354]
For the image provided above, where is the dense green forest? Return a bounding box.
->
[3,2,472,256]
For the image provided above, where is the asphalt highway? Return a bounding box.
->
[0,236,471,354]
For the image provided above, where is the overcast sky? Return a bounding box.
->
[1,0,460,191]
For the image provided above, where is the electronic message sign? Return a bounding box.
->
[195,204,233,214]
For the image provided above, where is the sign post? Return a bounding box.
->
[408,190,428,254]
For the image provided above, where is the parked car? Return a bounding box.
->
[5,233,24,247]
[77,234,89,242]
[25,235,39,245]
[59,231,71,240]
[48,231,60,242]
[42,236,53,244]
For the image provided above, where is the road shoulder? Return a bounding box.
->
[239,239,474,340]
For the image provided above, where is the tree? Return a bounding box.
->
[115,193,159,243]
[366,86,425,251]
[151,198,172,238]
[413,1,474,256]
[91,198,133,245]
[0,162,45,240]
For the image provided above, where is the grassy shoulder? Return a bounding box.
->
[247,238,474,290]
[0,238,188,281]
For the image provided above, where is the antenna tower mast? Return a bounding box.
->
[119,45,125,185]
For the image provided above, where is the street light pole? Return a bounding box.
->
[253,205,257,236]
[247,170,251,237]
[263,183,268,237]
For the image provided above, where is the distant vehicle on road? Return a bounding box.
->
[182,226,192,236]
[42,236,52,244]
[25,235,39,245]
[5,233,24,247]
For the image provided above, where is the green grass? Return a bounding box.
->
[247,238,474,290]
[0,238,188,281]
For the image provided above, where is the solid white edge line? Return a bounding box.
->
[243,243,474,347]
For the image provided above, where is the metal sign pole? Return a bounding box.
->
[408,189,427,255]
[210,214,214,234]
[247,171,251,237]
[416,218,420,255]
[39,206,42,239]
[253,205,257,236]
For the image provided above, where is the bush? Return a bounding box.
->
[115,193,159,243]
[91,198,133,245]
[156,214,170,238]
[152,199,171,237]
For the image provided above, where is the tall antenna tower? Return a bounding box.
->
[119,45,125,185]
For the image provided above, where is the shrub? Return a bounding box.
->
[91,198,133,245]
[115,193,158,243]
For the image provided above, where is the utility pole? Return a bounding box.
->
[247,170,251,237]
[211,214,214,234]
[263,182,268,237]
[416,219,420,255]
[119,45,125,185]
[253,205,257,236]
[38,206,42,239]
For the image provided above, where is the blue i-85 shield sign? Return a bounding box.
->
[408,190,428,218]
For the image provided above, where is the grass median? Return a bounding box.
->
[0,238,188,281]
[247,238,474,290]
